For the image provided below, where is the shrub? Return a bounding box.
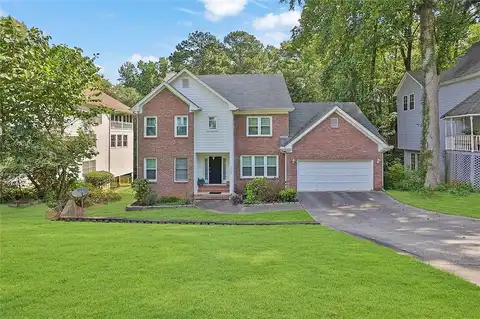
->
[279,188,297,202]
[385,163,423,191]
[132,179,157,205]
[229,192,242,205]
[84,171,114,188]
[0,186,38,204]
[244,178,283,204]
[159,196,182,204]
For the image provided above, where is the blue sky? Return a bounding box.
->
[1,0,300,82]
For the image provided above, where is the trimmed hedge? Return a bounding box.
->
[84,171,114,188]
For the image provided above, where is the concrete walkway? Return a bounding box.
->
[195,200,302,214]
[298,191,480,286]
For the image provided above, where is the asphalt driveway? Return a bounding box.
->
[298,191,480,285]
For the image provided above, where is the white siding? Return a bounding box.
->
[396,77,423,151]
[171,75,234,153]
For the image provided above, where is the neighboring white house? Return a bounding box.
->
[66,91,134,182]
[394,41,480,187]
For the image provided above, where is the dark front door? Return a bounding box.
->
[209,157,222,184]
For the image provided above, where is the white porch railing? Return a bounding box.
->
[110,121,133,130]
[445,135,480,152]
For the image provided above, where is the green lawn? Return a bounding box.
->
[1,201,479,318]
[387,190,480,218]
[84,188,312,222]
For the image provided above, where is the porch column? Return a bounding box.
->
[229,151,234,194]
[470,116,474,153]
[193,154,198,194]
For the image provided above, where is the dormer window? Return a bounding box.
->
[182,78,189,88]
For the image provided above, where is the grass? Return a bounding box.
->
[387,190,480,218]
[84,188,313,222]
[1,195,479,318]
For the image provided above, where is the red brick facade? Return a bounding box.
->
[286,113,383,190]
[137,89,194,198]
[233,114,288,192]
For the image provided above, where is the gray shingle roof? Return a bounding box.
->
[407,71,424,85]
[442,89,480,118]
[440,41,480,83]
[198,74,293,109]
[283,102,385,146]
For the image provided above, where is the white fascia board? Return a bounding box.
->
[132,83,200,113]
[393,72,424,97]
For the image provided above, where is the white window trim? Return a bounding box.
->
[144,116,157,138]
[144,157,157,182]
[174,115,188,137]
[208,116,218,131]
[240,155,278,179]
[246,116,272,137]
[403,95,408,111]
[110,135,116,148]
[331,117,339,128]
[409,152,419,171]
[174,157,189,183]
[409,93,415,110]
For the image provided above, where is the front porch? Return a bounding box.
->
[194,153,234,199]
[444,115,480,152]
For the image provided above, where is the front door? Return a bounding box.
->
[209,157,222,184]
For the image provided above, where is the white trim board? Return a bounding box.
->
[282,106,391,152]
[393,72,423,97]
[132,83,200,113]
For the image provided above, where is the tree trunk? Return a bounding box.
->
[420,0,441,188]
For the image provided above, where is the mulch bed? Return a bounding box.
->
[58,216,321,226]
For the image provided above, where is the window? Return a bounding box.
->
[410,152,419,171]
[174,158,188,182]
[208,116,217,130]
[110,135,116,148]
[331,117,339,128]
[403,95,408,111]
[117,135,122,147]
[182,78,189,88]
[82,160,96,176]
[241,156,278,178]
[144,158,157,182]
[247,116,272,136]
[409,93,415,110]
[123,135,128,147]
[175,116,188,137]
[144,116,157,137]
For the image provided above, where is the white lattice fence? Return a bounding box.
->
[446,151,480,189]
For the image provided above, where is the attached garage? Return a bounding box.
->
[297,160,374,191]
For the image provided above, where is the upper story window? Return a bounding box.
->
[403,95,408,111]
[409,93,415,110]
[247,116,272,136]
[182,78,189,88]
[175,116,188,137]
[208,116,217,130]
[123,134,128,147]
[144,116,157,137]
[331,117,339,128]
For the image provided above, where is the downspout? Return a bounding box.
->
[108,114,111,173]
[284,152,288,189]
[135,111,139,180]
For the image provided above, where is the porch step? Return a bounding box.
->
[198,184,229,193]
[194,193,230,200]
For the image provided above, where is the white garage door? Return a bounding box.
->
[297,160,373,191]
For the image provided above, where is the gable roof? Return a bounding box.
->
[198,74,294,110]
[393,71,424,96]
[283,102,389,151]
[132,83,200,113]
[85,90,132,114]
[442,89,480,118]
[440,41,480,83]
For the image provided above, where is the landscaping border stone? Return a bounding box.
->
[58,216,321,226]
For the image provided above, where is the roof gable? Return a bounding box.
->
[394,71,423,96]
[442,88,480,118]
[132,83,200,113]
[283,103,390,152]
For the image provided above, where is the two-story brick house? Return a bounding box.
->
[133,69,390,199]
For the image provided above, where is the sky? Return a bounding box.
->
[0,0,301,83]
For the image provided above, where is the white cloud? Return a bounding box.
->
[259,32,289,47]
[129,54,159,63]
[178,20,193,27]
[253,11,300,30]
[177,7,201,15]
[202,0,248,22]
[95,64,105,74]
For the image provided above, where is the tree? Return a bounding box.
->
[1,17,103,207]
[118,58,168,96]
[224,31,269,73]
[169,31,225,73]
